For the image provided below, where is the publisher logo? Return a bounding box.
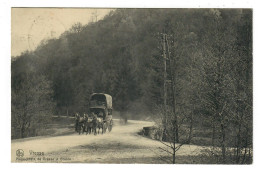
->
[16,149,24,158]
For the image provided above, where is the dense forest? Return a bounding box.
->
[11,8,252,163]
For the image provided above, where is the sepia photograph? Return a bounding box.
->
[11,7,252,164]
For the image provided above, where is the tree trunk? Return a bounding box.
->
[172,132,176,164]
[211,120,215,146]
[172,150,176,164]
[175,116,179,143]
[236,122,242,163]
[236,101,244,163]
[20,126,25,138]
[242,125,249,164]
[221,121,226,163]
[188,111,193,143]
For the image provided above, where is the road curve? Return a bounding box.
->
[12,119,206,163]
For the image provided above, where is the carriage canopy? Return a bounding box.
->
[89,93,112,110]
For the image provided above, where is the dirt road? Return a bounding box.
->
[11,120,207,163]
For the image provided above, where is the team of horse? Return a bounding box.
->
[75,113,107,135]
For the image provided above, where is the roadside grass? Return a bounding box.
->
[37,116,75,137]
[12,116,75,139]
[140,124,253,164]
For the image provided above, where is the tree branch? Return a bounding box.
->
[160,140,174,149]
[159,147,173,155]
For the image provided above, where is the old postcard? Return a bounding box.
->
[11,8,252,164]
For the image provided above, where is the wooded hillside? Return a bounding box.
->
[12,8,252,151]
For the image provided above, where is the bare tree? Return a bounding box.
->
[199,9,252,163]
[153,105,190,164]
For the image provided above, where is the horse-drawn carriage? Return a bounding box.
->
[75,93,113,135]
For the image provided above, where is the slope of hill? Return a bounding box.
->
[11,9,252,160]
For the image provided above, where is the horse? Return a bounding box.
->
[75,113,80,132]
[96,118,105,134]
[87,116,104,135]
[92,116,98,135]
[85,118,94,135]
[84,114,106,135]
[75,113,88,135]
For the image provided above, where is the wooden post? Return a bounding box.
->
[166,34,179,143]
[161,34,168,142]
[163,34,167,109]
